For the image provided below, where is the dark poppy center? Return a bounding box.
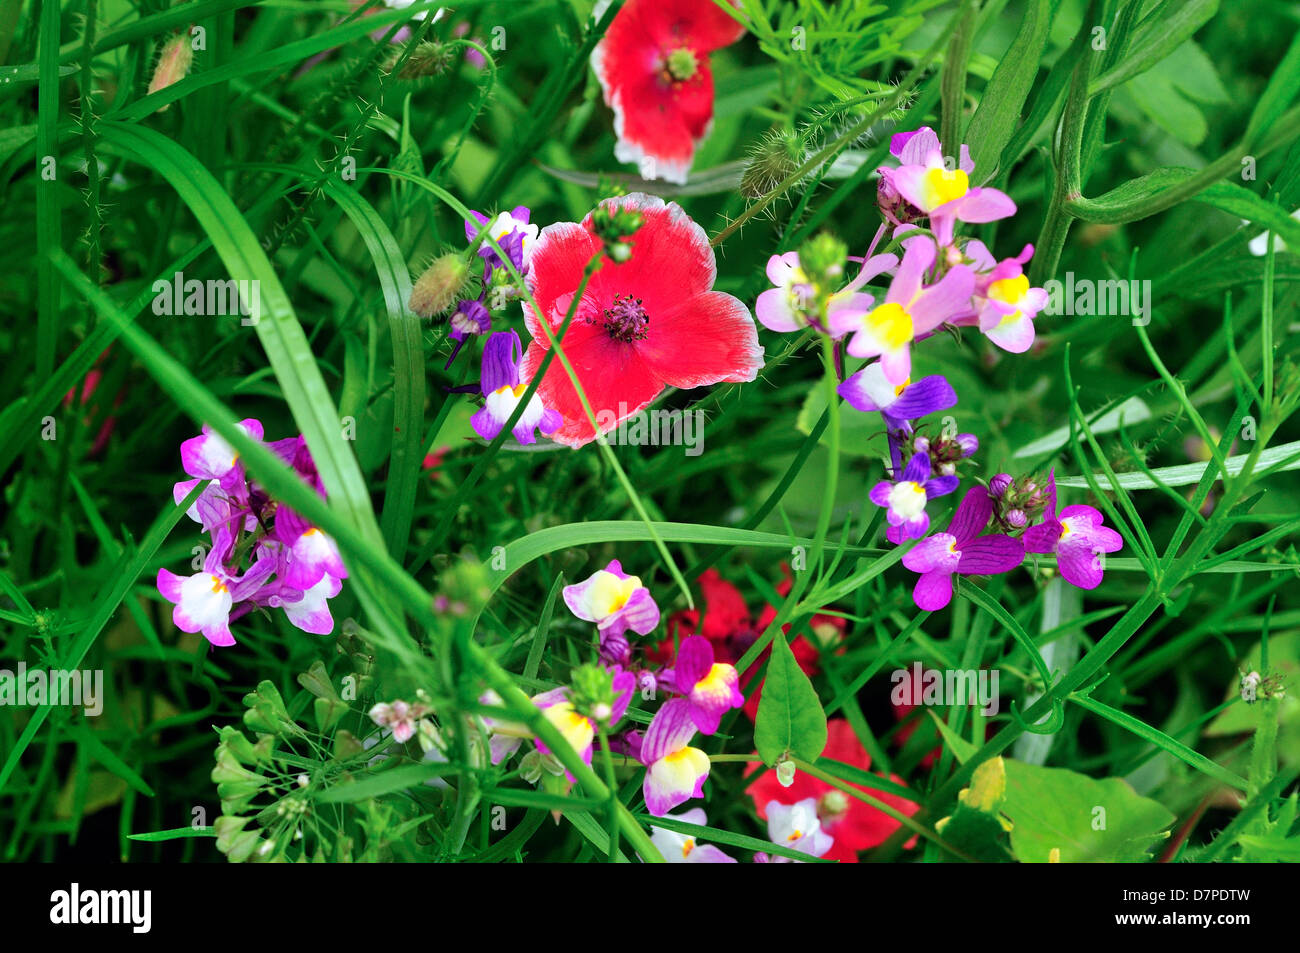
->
[602,294,650,343]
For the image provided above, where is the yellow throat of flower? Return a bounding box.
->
[864,302,915,350]
[922,166,969,208]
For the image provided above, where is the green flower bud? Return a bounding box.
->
[409,254,472,319]
[740,130,807,200]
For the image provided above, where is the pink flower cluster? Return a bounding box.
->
[754,126,1122,610]
[157,420,348,646]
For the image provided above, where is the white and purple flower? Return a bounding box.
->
[470,329,562,445]
[838,362,958,429]
[647,808,737,863]
[870,451,959,544]
[563,560,660,663]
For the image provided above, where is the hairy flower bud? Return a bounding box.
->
[740,129,806,200]
[410,254,472,318]
[148,34,194,111]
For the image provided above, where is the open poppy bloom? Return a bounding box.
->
[591,0,746,183]
[520,193,763,447]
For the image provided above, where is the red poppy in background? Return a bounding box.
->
[744,566,845,721]
[748,719,917,863]
[520,193,762,448]
[653,565,845,721]
[62,349,122,456]
[591,0,746,183]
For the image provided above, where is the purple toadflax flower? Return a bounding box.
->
[870,451,959,544]
[469,329,562,445]
[1022,471,1123,590]
[838,362,957,429]
[663,635,744,734]
[902,485,1025,611]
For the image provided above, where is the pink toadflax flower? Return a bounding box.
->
[885,127,1016,247]
[963,241,1048,354]
[834,235,975,384]
[755,250,895,335]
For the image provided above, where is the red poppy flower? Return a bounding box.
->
[747,719,918,863]
[592,0,746,183]
[520,193,763,448]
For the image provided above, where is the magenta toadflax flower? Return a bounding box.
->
[870,451,959,544]
[159,419,350,645]
[640,698,711,816]
[180,418,261,493]
[470,330,562,445]
[647,808,737,863]
[532,668,636,779]
[667,635,743,734]
[157,532,274,648]
[885,127,1016,247]
[1022,471,1124,590]
[838,363,957,429]
[834,236,975,384]
[274,506,347,591]
[902,486,1025,611]
[563,560,660,663]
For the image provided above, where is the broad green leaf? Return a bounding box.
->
[1002,760,1176,862]
[754,630,828,765]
